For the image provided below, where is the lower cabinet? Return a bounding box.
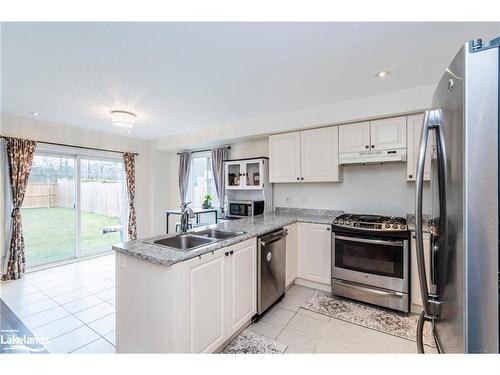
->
[410,231,431,312]
[183,238,257,353]
[285,223,298,288]
[297,222,332,286]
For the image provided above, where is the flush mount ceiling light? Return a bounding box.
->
[111,110,136,128]
[375,69,391,78]
[30,111,40,116]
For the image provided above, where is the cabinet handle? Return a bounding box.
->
[301,177,304,180]
[327,227,330,231]
[365,145,369,149]
[230,250,234,255]
[409,174,413,179]
[225,252,229,256]
[296,177,300,180]
[371,145,375,148]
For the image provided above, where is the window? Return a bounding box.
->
[187,152,220,209]
[18,145,127,268]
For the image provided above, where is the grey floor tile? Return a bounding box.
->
[52,288,92,305]
[95,287,115,301]
[88,313,115,336]
[261,306,296,328]
[72,338,115,354]
[23,306,72,330]
[62,295,104,314]
[247,320,283,339]
[31,315,85,340]
[46,326,100,353]
[278,329,316,353]
[103,331,116,346]
[13,298,58,318]
[74,302,115,324]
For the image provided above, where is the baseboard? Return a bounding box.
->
[294,277,332,292]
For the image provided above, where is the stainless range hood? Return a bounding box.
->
[339,148,406,165]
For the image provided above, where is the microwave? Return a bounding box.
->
[227,200,265,218]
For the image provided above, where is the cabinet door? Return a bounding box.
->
[226,239,257,333]
[300,127,340,182]
[285,224,297,288]
[338,122,370,153]
[410,232,431,310]
[184,250,226,353]
[298,223,332,285]
[370,116,407,150]
[406,114,431,182]
[243,159,264,189]
[269,132,301,183]
[225,161,244,190]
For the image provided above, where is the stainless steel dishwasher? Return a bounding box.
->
[257,228,288,315]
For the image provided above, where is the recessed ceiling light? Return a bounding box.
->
[375,70,391,78]
[111,110,136,128]
[30,111,40,116]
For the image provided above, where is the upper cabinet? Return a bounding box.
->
[407,113,432,181]
[269,126,341,183]
[225,158,268,190]
[338,116,406,153]
[268,132,301,183]
[338,122,370,153]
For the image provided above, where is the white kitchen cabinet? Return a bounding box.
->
[269,132,301,183]
[407,113,432,182]
[225,158,268,190]
[300,126,340,182]
[184,248,227,353]
[410,232,432,311]
[338,121,371,153]
[338,116,406,154]
[370,116,407,151]
[284,223,297,288]
[226,239,257,334]
[269,127,341,183]
[297,222,332,285]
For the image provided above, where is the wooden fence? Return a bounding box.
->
[23,178,124,217]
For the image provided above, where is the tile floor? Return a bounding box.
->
[1,254,433,354]
[246,284,437,353]
[1,254,116,353]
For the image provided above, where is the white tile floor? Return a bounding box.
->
[1,254,116,353]
[1,254,433,354]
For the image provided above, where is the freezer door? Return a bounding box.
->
[431,43,499,353]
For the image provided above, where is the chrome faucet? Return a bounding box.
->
[180,202,194,233]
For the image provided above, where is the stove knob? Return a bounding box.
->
[401,225,407,230]
[392,224,398,229]
[385,224,391,229]
[334,220,338,224]
[339,221,344,225]
[345,221,350,225]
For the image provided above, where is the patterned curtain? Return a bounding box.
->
[2,137,37,281]
[123,153,137,240]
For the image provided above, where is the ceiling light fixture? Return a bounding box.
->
[30,111,40,116]
[111,110,136,128]
[375,69,391,78]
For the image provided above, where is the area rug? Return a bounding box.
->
[221,329,287,354]
[301,292,435,347]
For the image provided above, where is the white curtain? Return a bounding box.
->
[211,147,228,213]
[178,151,192,205]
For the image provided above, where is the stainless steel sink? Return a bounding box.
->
[191,228,245,240]
[152,234,216,251]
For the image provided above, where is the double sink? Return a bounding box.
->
[145,228,245,251]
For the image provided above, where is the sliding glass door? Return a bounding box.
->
[21,149,126,268]
[80,158,126,257]
[22,154,77,268]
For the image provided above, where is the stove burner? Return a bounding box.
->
[333,213,408,231]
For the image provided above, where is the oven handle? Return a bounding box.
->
[334,280,404,297]
[334,235,403,247]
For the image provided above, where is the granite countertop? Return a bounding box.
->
[112,208,342,266]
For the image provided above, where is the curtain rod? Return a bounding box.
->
[177,145,231,155]
[0,135,139,156]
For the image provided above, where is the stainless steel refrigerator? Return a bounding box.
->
[415,37,500,353]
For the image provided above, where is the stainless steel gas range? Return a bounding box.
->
[331,214,410,313]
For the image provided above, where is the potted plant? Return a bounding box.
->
[202,193,213,209]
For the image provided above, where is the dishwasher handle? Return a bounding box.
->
[260,230,288,247]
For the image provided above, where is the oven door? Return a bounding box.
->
[228,202,250,217]
[332,232,409,293]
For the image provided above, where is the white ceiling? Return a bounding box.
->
[2,22,499,140]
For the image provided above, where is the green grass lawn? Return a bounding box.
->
[21,207,122,268]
